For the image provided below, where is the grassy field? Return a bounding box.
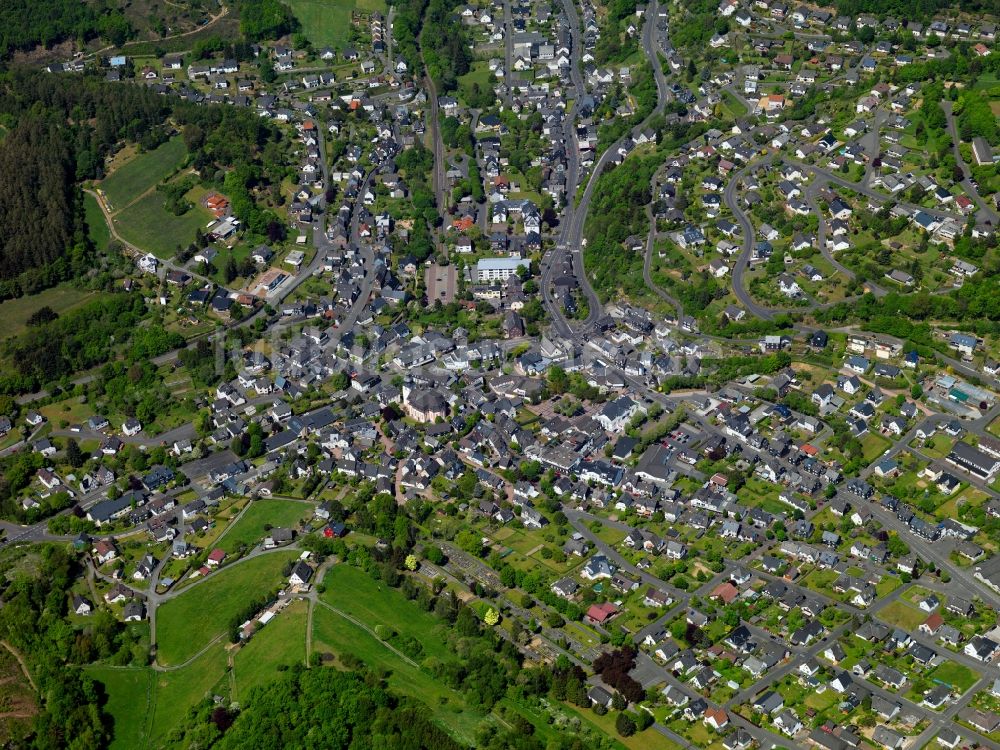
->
[155,551,298,666]
[861,432,892,462]
[84,192,111,252]
[927,661,979,693]
[100,137,187,210]
[286,0,387,49]
[233,600,307,698]
[0,284,98,341]
[88,666,154,750]
[314,565,492,743]
[720,90,748,118]
[564,702,681,750]
[216,499,312,555]
[458,62,494,105]
[39,397,96,427]
[937,486,988,520]
[878,600,926,631]
[311,605,486,744]
[151,645,230,739]
[113,184,214,260]
[320,565,452,661]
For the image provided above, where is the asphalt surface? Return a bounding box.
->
[943,99,998,224]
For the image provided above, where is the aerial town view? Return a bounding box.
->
[2,0,1000,747]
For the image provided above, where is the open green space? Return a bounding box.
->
[87,666,154,750]
[100,137,187,210]
[216,499,311,555]
[311,605,485,744]
[286,0,386,49]
[562,702,680,750]
[458,62,494,106]
[93,644,230,749]
[113,185,214,260]
[927,661,979,693]
[860,432,892,462]
[937,487,988,521]
[0,284,98,341]
[84,192,111,251]
[155,551,298,666]
[878,600,926,631]
[150,644,230,740]
[720,90,748,118]
[39,397,96,427]
[320,565,452,661]
[234,600,307,696]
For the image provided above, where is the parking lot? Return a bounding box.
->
[425,263,456,304]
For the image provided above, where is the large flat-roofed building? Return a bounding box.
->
[947,441,1000,480]
[475,257,527,282]
[973,137,995,166]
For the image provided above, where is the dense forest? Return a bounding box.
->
[815,278,1000,330]
[583,155,658,301]
[0,294,183,395]
[233,0,299,42]
[0,68,287,297]
[421,0,471,92]
[391,0,470,92]
[0,0,299,58]
[0,118,77,284]
[388,0,429,74]
[0,70,169,295]
[0,545,125,749]
[0,0,130,59]
[169,660,607,750]
[174,669,466,749]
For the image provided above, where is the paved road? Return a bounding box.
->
[942,99,998,224]
[802,174,887,297]
[541,0,589,341]
[785,156,964,223]
[548,0,671,337]
[725,153,779,319]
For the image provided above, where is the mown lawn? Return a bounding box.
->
[878,600,926,631]
[87,666,154,750]
[861,432,892,462]
[320,565,452,661]
[927,661,979,693]
[285,0,386,49]
[113,185,213,260]
[100,137,187,210]
[0,284,98,341]
[155,551,298,666]
[234,600,307,697]
[84,192,111,252]
[216,499,312,555]
[150,644,230,739]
